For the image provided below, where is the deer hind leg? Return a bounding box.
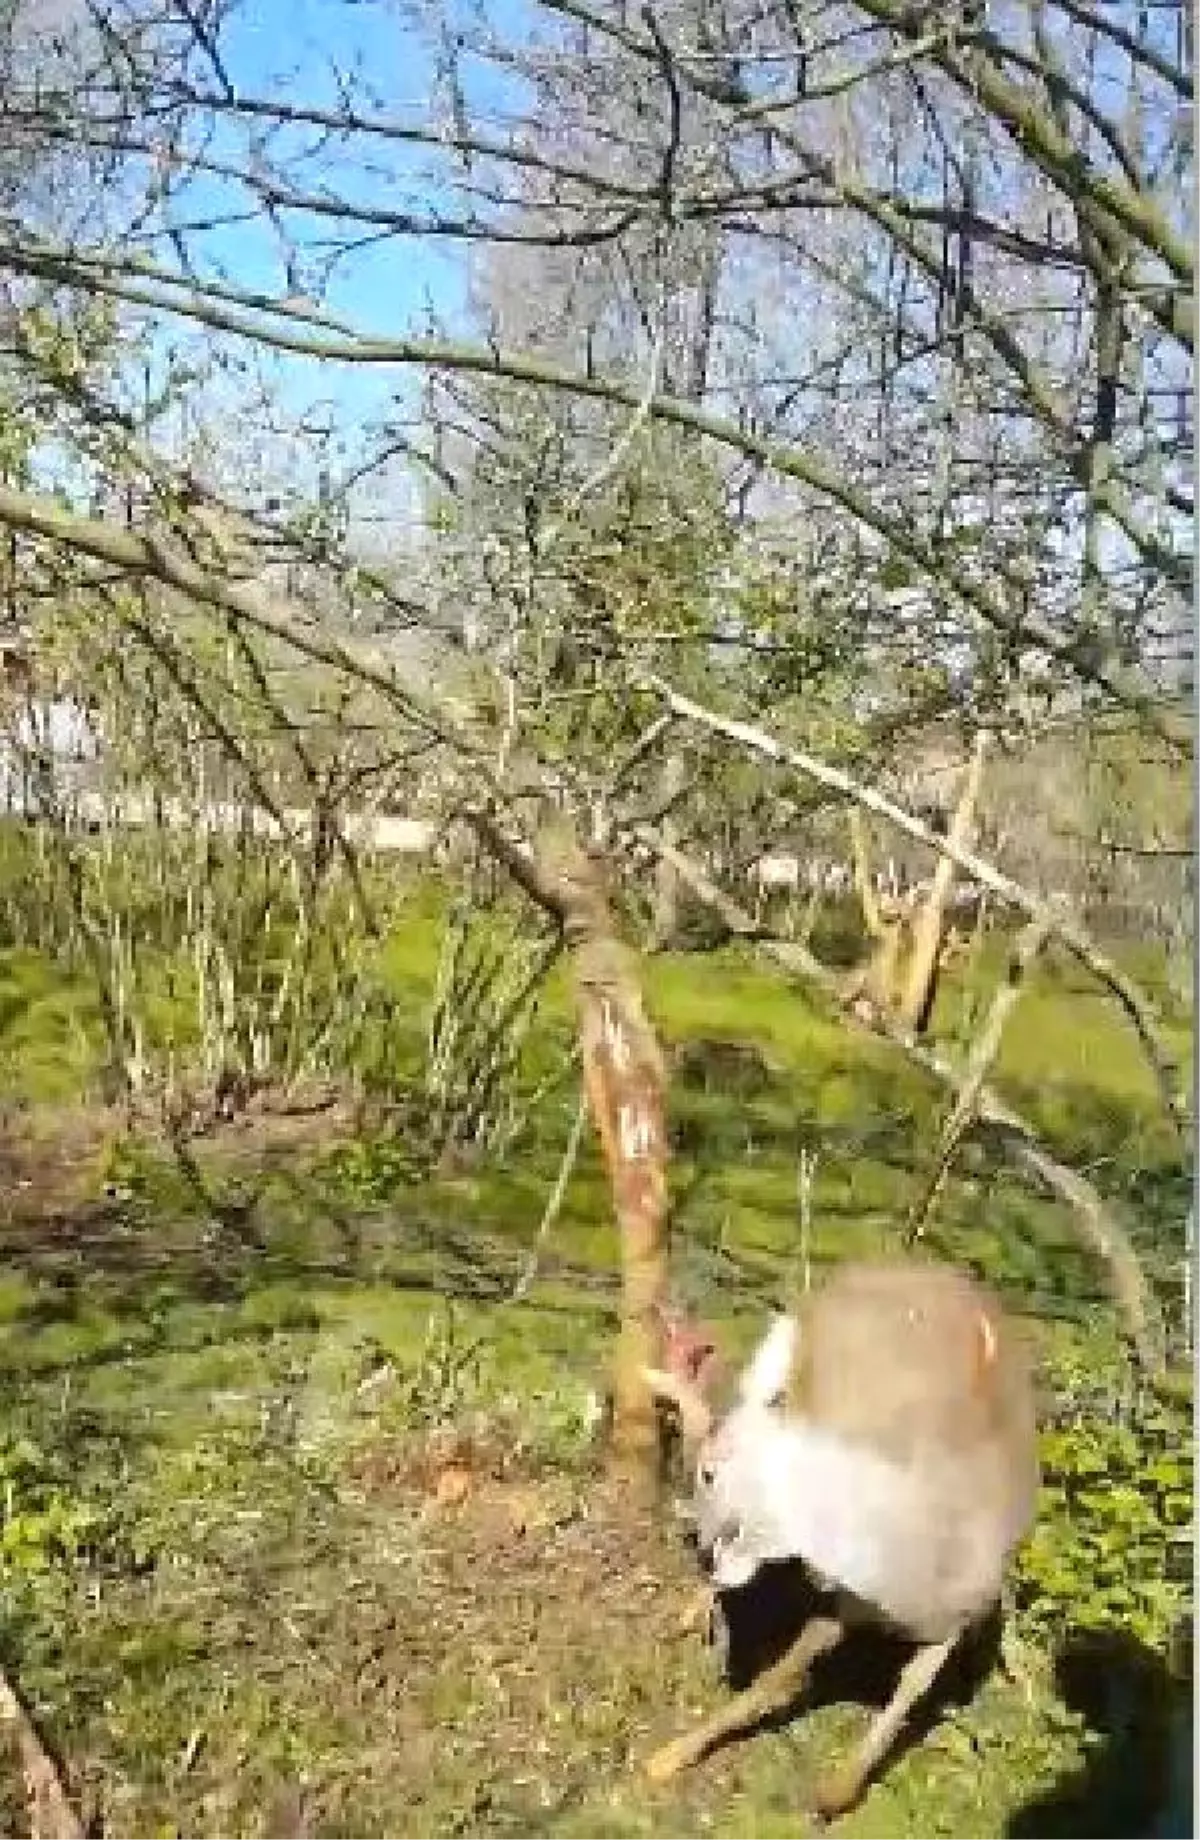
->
[644,1613,845,1785]
[811,1626,962,1821]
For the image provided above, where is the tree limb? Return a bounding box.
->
[852,0,1192,283]
[637,829,1166,1376]
[905,913,1053,1241]
[645,675,1190,1138]
[897,728,988,1032]
[0,258,1188,735]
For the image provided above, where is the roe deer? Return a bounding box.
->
[643,1258,1039,1819]
[586,1299,723,1444]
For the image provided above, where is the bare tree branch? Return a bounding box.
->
[0,273,1185,736]
[645,675,1190,1137]
[639,829,1167,1376]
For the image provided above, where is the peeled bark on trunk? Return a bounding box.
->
[898,730,989,1034]
[0,1663,85,1840]
[532,821,671,1495]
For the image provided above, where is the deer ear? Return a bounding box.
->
[686,1336,717,1385]
[738,1313,797,1409]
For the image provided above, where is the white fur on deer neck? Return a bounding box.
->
[701,1407,994,1633]
[736,1311,797,1408]
[695,1403,912,1599]
[693,1311,1014,1638]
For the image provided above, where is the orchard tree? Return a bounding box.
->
[0,0,1191,1470]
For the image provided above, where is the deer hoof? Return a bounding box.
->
[644,1736,697,1785]
[810,1765,862,1823]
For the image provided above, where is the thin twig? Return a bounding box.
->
[796,1147,817,1296]
[539,326,665,555]
[508,1081,590,1302]
[904,913,1051,1243]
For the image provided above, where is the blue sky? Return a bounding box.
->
[198,0,473,322]
[114,0,1192,559]
[151,0,540,499]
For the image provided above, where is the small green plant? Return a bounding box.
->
[1014,1378,1193,1654]
[363,1301,491,1430]
[512,1382,608,1469]
[0,1432,110,1577]
[321,1131,425,1205]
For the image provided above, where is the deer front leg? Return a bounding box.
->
[811,1627,961,1820]
[673,1581,717,1638]
[644,1613,845,1785]
[672,1583,729,1679]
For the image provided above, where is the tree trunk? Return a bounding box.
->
[898,731,989,1034]
[649,750,686,950]
[535,821,671,1497]
[849,807,885,940]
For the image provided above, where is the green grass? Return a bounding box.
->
[0,886,1191,1837]
[0,947,104,1105]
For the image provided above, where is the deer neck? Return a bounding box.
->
[720,1412,927,1610]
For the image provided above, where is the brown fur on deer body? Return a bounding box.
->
[785,1261,1038,1626]
[642,1257,1040,1818]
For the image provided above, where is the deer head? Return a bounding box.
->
[653,1299,724,1399]
[645,1313,806,1588]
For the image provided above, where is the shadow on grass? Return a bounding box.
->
[0,1171,619,1388]
[0,1026,928,1391]
[697,1572,1193,1838]
[1002,1075,1190,1215]
[672,1066,924,1161]
[1006,1626,1193,1839]
[0,996,1185,1398]
[707,1562,1001,1784]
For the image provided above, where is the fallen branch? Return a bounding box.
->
[0,1665,85,1840]
[645,676,1189,1140]
[904,913,1052,1242]
[638,828,1166,1376]
[898,727,989,1033]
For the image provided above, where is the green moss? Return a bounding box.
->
[0,892,1190,1836]
[0,1272,36,1323]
